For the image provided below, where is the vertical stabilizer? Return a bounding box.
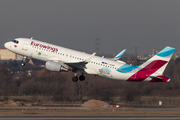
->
[127,46,175,82]
[142,46,175,75]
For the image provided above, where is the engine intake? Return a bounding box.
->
[45,60,68,72]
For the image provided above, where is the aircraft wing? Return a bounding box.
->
[65,52,96,64]
[54,52,96,71]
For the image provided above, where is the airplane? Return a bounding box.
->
[4,38,175,82]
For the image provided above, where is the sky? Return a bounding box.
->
[0,0,180,55]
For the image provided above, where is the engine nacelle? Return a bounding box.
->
[45,60,68,72]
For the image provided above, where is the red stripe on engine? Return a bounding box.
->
[127,60,167,81]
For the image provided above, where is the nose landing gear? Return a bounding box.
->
[21,56,27,66]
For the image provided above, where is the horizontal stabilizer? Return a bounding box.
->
[149,75,171,82]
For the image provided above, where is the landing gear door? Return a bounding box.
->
[22,40,30,51]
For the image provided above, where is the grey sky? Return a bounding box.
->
[0,0,180,55]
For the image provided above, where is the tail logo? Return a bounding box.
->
[127,60,167,81]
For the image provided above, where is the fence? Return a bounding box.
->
[40,101,83,105]
[109,101,180,106]
[39,100,180,107]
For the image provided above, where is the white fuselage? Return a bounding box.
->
[4,38,132,81]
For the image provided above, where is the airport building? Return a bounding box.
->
[0,48,39,66]
[0,48,23,61]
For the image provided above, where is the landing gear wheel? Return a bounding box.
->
[21,56,27,66]
[79,75,85,81]
[72,76,78,82]
[21,63,25,66]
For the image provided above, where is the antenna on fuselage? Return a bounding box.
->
[30,37,33,39]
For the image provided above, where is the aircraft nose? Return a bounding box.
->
[4,42,9,48]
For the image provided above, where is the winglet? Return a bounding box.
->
[85,52,96,63]
[114,49,126,59]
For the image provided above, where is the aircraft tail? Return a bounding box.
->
[127,46,175,82]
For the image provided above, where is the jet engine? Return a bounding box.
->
[45,60,68,72]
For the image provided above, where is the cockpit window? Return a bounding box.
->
[12,40,19,44]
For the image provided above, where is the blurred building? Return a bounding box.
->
[0,48,44,66]
[0,48,23,61]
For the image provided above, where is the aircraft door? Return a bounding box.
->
[22,40,30,51]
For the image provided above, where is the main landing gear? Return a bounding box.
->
[79,74,85,81]
[72,72,85,82]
